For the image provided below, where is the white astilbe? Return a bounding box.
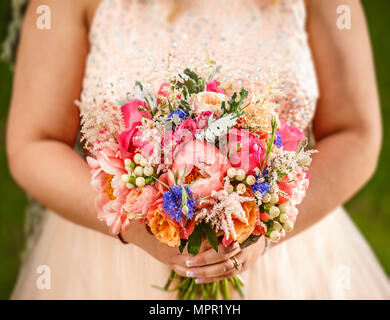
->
[195,114,237,143]
[77,99,124,156]
[196,190,254,240]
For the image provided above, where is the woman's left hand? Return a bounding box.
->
[171,237,266,284]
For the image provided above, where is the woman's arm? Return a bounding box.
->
[286,0,381,239]
[6,0,205,268]
[177,0,382,282]
[6,0,106,231]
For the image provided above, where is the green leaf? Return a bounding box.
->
[202,223,218,253]
[239,234,262,249]
[187,223,203,256]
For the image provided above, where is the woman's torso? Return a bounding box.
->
[80,0,318,140]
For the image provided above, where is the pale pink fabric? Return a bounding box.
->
[12,0,390,299]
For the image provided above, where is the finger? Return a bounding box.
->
[186,242,241,267]
[187,251,246,279]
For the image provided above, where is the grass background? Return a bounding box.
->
[0,1,389,299]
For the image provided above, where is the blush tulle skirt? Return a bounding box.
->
[11,207,390,299]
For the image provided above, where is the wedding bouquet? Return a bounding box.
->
[82,65,315,300]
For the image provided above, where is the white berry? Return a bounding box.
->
[262,193,271,203]
[140,158,148,167]
[236,169,246,181]
[284,221,294,232]
[279,202,289,214]
[227,167,237,179]
[269,206,280,218]
[236,183,247,194]
[273,221,282,232]
[246,175,256,186]
[270,193,279,204]
[143,166,154,177]
[133,153,142,164]
[121,174,130,183]
[124,158,132,167]
[270,231,281,242]
[279,214,289,224]
[135,177,146,187]
[134,166,144,177]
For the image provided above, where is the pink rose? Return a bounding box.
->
[196,111,217,130]
[206,80,225,94]
[116,122,153,160]
[123,185,160,220]
[162,118,198,162]
[121,99,151,129]
[278,119,305,151]
[190,91,226,116]
[223,128,266,174]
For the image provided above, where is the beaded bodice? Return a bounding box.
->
[80,0,318,140]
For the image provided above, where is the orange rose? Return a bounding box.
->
[232,191,260,243]
[147,200,181,247]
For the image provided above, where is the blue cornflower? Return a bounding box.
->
[167,109,188,121]
[163,185,196,223]
[251,180,271,196]
[274,131,283,148]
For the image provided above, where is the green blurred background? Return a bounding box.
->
[0,1,389,299]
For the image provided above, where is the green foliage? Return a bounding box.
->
[221,88,248,118]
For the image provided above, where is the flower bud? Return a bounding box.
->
[246,175,256,186]
[124,158,132,167]
[284,220,294,232]
[182,205,189,215]
[236,183,247,194]
[236,169,246,181]
[140,158,148,167]
[133,153,142,164]
[270,193,279,204]
[121,174,130,183]
[279,213,289,224]
[144,166,154,177]
[269,206,280,218]
[270,231,281,242]
[227,167,237,179]
[262,193,271,203]
[134,166,144,177]
[135,177,146,187]
[226,184,234,194]
[279,202,289,214]
[273,221,282,232]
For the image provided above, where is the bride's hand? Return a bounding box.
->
[121,221,193,268]
[170,237,266,284]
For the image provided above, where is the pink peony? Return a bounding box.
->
[167,139,231,199]
[121,99,151,129]
[223,128,266,174]
[190,91,226,116]
[278,119,306,151]
[277,169,310,205]
[87,148,130,235]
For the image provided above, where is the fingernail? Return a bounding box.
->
[195,278,203,284]
[186,270,195,277]
[186,260,194,267]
